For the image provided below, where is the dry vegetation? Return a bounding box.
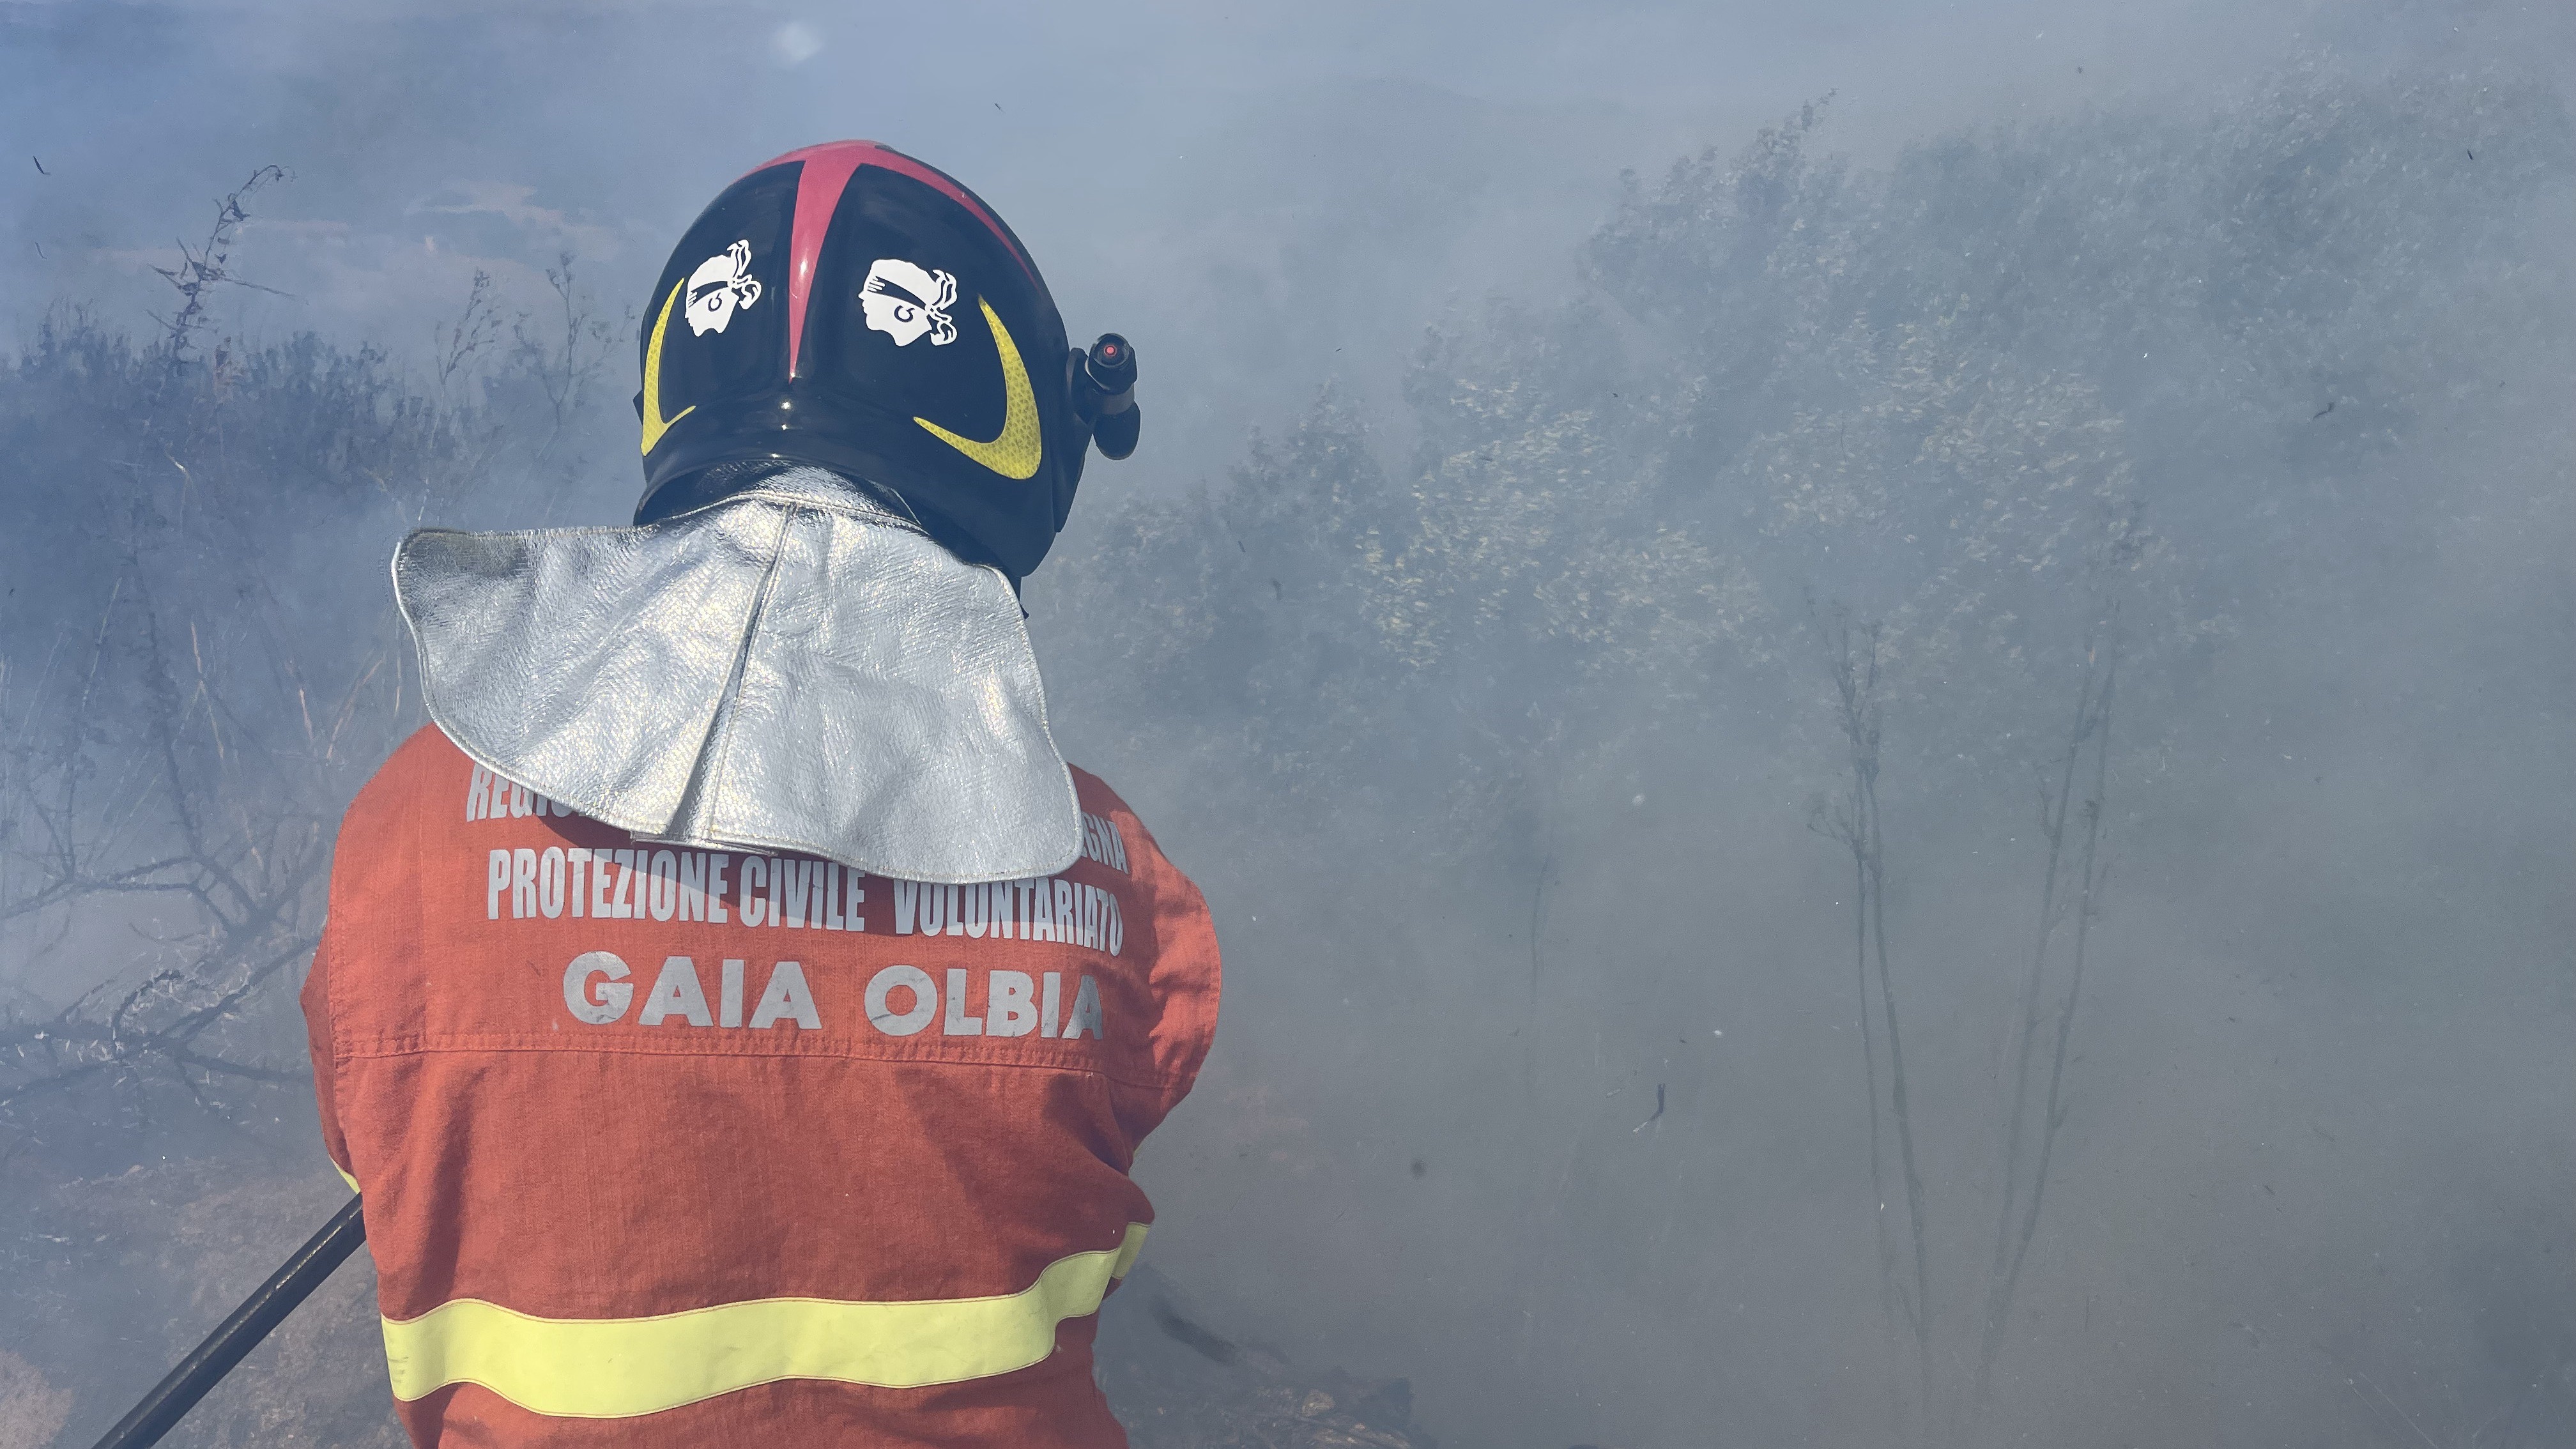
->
[4,50,2570,1449]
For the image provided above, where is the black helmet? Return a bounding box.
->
[633,141,1132,580]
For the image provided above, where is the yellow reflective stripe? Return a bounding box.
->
[334,1165,359,1193]
[382,1223,1147,1416]
[638,280,696,456]
[914,299,1043,480]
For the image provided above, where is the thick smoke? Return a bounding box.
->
[2,4,2570,1448]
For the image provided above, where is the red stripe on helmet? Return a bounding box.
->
[749,140,1038,379]
[770,143,866,379]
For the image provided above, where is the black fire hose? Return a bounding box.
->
[89,1195,368,1449]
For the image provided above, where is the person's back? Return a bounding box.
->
[303,140,1212,1446]
[304,731,1215,1445]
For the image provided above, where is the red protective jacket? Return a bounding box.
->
[302,725,1220,1446]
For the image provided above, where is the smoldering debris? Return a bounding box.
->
[1151,1294,1246,1365]
[8,1163,403,1449]
[1100,1275,1438,1449]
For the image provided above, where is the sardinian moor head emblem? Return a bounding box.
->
[685,240,763,336]
[860,258,958,347]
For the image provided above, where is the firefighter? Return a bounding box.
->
[302,141,1216,1448]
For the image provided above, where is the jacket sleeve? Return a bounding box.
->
[1080,774,1222,1147]
[300,932,357,1191]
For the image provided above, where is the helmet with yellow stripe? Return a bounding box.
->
[633,141,1129,581]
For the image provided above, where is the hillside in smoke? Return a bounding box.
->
[1025,60,2572,1447]
[4,34,2572,1449]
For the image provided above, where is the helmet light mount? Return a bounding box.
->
[1071,333,1140,461]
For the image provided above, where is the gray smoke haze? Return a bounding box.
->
[1,0,2369,492]
[3,2,2571,1448]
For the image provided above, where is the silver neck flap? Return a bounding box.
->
[392,467,1081,883]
